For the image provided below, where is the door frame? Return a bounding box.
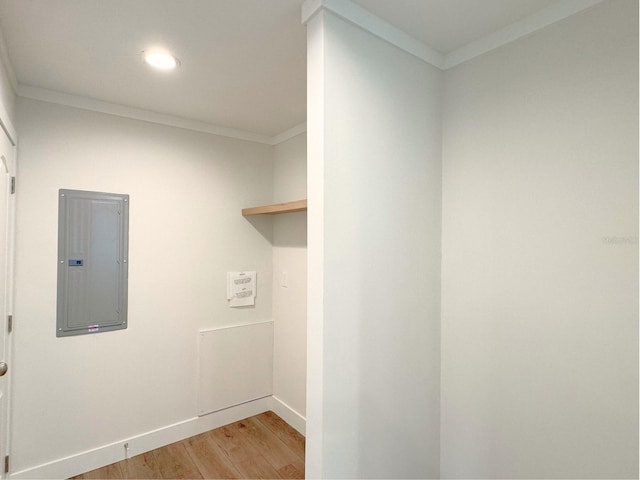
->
[0,99,17,480]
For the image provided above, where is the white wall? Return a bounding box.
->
[441,1,639,478]
[12,98,274,474]
[272,133,307,427]
[307,10,442,479]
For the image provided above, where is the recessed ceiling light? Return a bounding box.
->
[143,51,180,71]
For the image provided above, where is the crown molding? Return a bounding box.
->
[444,0,605,69]
[302,0,445,69]
[303,0,605,71]
[17,85,280,145]
[18,85,306,146]
[272,122,307,145]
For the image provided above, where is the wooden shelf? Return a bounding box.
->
[242,199,307,216]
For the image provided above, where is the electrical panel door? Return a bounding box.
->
[56,189,129,337]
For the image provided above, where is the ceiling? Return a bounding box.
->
[0,0,567,138]
[354,0,560,53]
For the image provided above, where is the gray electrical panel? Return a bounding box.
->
[56,189,129,337]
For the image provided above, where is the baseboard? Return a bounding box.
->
[270,396,306,436]
[9,396,273,480]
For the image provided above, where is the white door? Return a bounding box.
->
[0,124,15,479]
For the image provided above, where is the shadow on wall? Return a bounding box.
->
[244,215,274,244]
[273,213,306,248]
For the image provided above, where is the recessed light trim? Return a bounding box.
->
[143,51,180,71]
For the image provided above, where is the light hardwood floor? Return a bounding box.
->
[71,411,305,479]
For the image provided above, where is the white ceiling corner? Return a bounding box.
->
[302,0,445,68]
[272,122,308,145]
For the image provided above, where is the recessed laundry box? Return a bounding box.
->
[198,321,274,416]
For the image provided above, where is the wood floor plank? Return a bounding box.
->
[255,411,305,460]
[209,424,261,464]
[69,413,305,480]
[183,432,242,479]
[121,452,162,479]
[152,441,203,479]
[234,417,303,471]
[233,454,282,480]
[277,462,305,479]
